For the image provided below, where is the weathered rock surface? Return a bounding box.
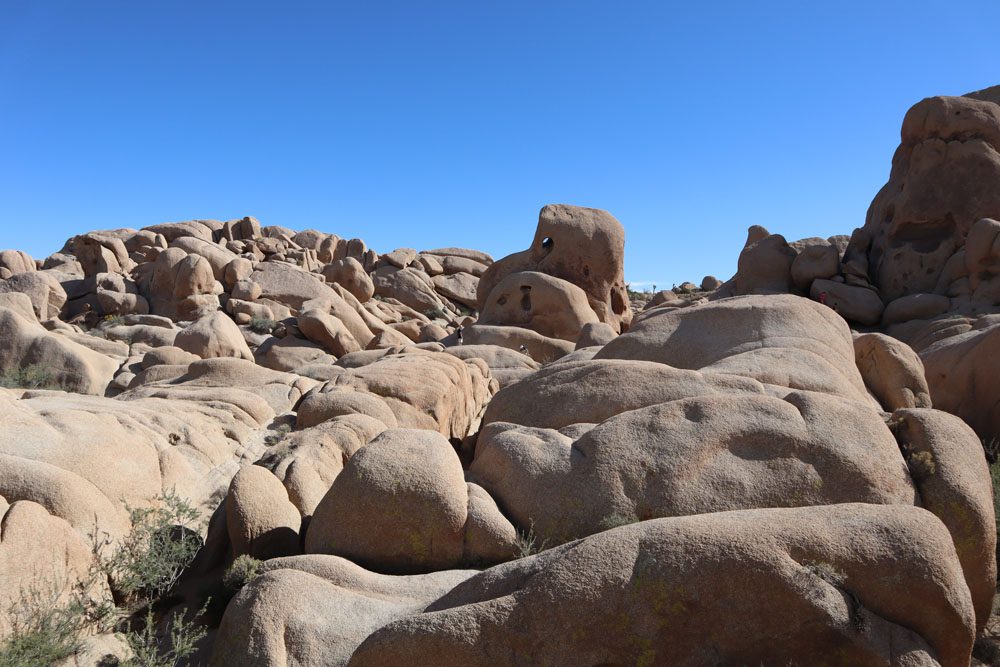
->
[305,429,516,572]
[216,504,977,666]
[477,204,632,333]
[477,271,598,341]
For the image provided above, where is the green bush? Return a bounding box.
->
[0,490,208,666]
[0,589,88,667]
[101,490,204,603]
[422,306,448,320]
[248,317,277,334]
[124,606,206,667]
[102,314,126,328]
[263,423,292,447]
[223,555,263,593]
[0,364,57,390]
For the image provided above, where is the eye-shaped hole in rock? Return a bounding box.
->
[496,295,508,306]
[520,285,532,312]
[541,237,554,251]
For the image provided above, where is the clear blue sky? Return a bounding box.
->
[2,1,998,287]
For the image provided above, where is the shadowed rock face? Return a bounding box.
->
[857,85,1000,302]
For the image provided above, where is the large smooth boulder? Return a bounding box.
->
[371,266,446,315]
[920,321,1000,438]
[478,271,599,341]
[298,308,363,358]
[325,349,496,440]
[0,499,112,639]
[472,391,915,545]
[733,231,796,295]
[225,465,301,560]
[258,414,388,517]
[0,271,67,320]
[322,257,375,303]
[810,279,885,326]
[462,324,575,361]
[891,408,996,630]
[595,294,871,401]
[216,504,977,666]
[211,555,476,666]
[305,429,516,572]
[0,295,118,394]
[854,332,932,411]
[175,311,254,361]
[250,261,340,311]
[477,205,632,332]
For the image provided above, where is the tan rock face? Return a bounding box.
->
[175,311,254,361]
[733,232,796,295]
[596,294,871,400]
[2,204,995,665]
[477,204,632,332]
[325,348,496,440]
[854,332,932,411]
[211,555,477,666]
[259,414,388,517]
[474,391,915,544]
[856,89,1000,302]
[322,257,375,303]
[890,408,996,631]
[216,505,976,666]
[470,294,994,638]
[920,320,1000,438]
[225,465,301,560]
[0,500,112,639]
[304,429,516,573]
[478,271,599,341]
[0,296,118,394]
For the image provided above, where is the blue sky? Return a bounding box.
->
[1,1,998,287]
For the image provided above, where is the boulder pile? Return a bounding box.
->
[0,90,998,665]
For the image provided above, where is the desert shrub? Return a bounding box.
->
[0,490,208,665]
[597,513,638,531]
[0,364,57,390]
[905,449,936,479]
[423,306,448,320]
[514,523,548,558]
[223,555,263,593]
[103,314,126,327]
[0,588,88,667]
[802,560,846,586]
[124,606,206,667]
[100,490,204,603]
[263,423,292,447]
[248,316,277,334]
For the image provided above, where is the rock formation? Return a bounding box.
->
[0,114,997,664]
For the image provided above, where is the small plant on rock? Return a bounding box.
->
[597,512,638,531]
[263,423,292,447]
[99,490,204,604]
[0,586,89,667]
[514,522,548,558]
[223,555,263,593]
[423,306,448,320]
[103,314,126,328]
[0,490,208,666]
[0,364,57,390]
[248,316,277,334]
